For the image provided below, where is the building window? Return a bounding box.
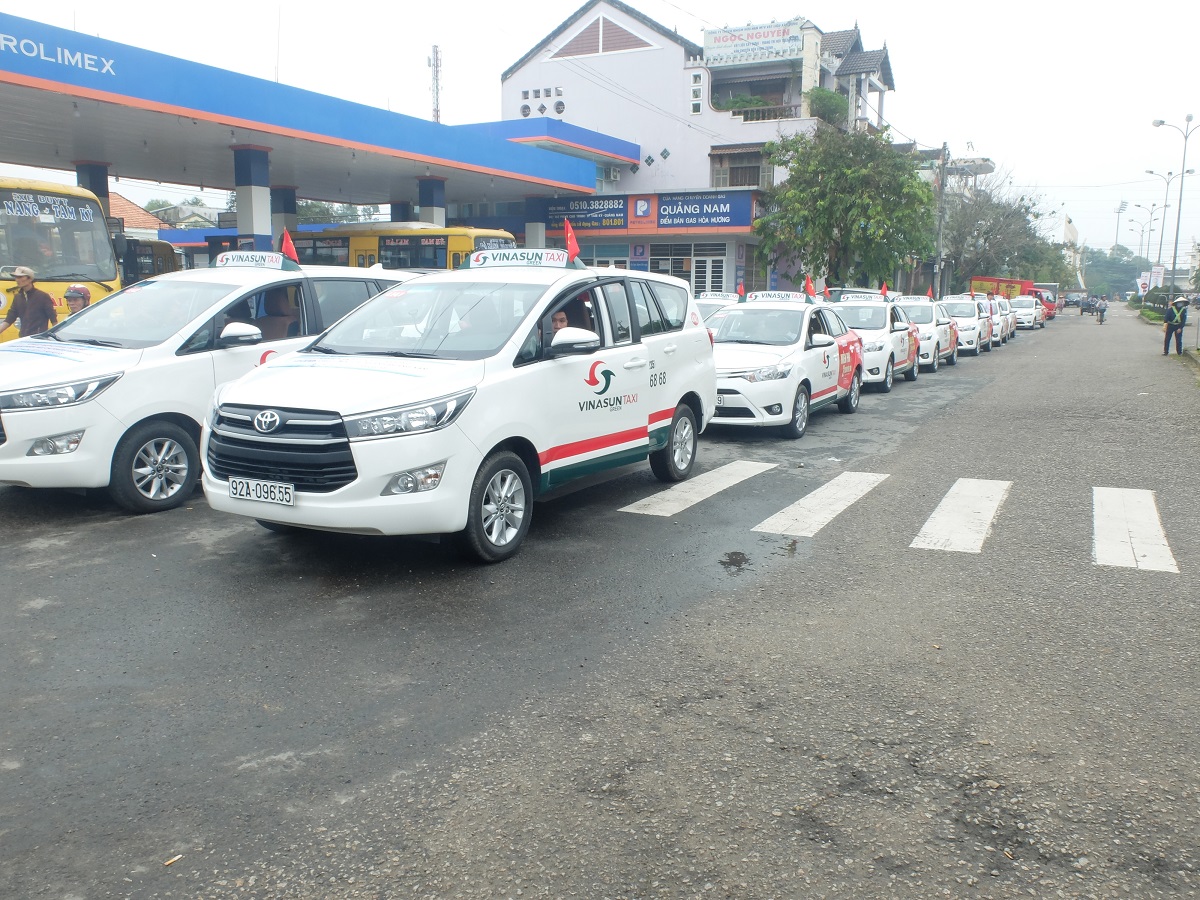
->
[691,87,702,100]
[533,89,541,98]
[555,87,563,96]
[710,152,772,189]
[692,101,702,114]
[692,73,702,84]
[522,90,529,99]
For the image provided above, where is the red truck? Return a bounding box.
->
[969,277,1057,316]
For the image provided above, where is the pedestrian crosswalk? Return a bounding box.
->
[621,461,1183,573]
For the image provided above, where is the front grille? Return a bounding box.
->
[206,405,357,492]
[714,406,754,418]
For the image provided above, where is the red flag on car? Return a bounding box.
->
[927,284,934,298]
[736,282,745,296]
[880,281,889,297]
[280,230,299,263]
[804,274,816,297]
[563,218,580,261]
[823,283,830,298]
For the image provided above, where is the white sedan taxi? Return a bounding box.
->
[941,295,994,355]
[1010,294,1047,329]
[708,297,864,437]
[896,297,959,372]
[835,300,920,391]
[0,252,402,512]
[202,249,717,563]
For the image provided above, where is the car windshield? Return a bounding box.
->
[1011,297,1036,308]
[697,300,730,321]
[39,278,234,349]
[942,302,976,317]
[712,307,804,345]
[837,305,888,331]
[899,304,933,324]
[313,279,548,360]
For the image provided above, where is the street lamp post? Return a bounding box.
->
[1144,169,1192,265]
[1113,200,1128,251]
[1152,115,1196,304]
[1129,219,1154,260]
[1133,203,1161,259]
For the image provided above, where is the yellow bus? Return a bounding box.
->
[1,177,120,342]
[118,237,184,285]
[293,222,517,271]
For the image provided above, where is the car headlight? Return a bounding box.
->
[863,340,886,352]
[740,363,792,383]
[0,373,122,410]
[344,389,475,440]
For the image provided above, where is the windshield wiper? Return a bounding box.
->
[65,338,123,347]
[306,345,343,354]
[357,350,436,358]
[41,274,116,293]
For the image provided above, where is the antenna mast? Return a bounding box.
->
[429,45,442,123]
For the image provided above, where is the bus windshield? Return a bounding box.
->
[1,187,118,283]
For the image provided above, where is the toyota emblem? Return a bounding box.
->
[253,410,282,433]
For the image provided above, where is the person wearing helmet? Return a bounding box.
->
[64,284,92,316]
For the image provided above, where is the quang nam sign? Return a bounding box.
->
[549,192,755,235]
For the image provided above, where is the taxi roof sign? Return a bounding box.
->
[697,291,742,302]
[746,290,815,304]
[212,251,302,271]
[467,248,572,269]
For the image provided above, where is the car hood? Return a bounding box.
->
[712,344,788,371]
[0,339,141,391]
[215,352,487,413]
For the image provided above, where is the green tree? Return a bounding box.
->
[297,200,339,223]
[805,87,847,126]
[144,198,173,212]
[753,126,934,285]
[1080,245,1148,299]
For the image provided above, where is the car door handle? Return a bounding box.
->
[623,358,648,369]
[662,343,678,354]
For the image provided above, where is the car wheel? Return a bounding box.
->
[108,421,199,514]
[779,385,810,439]
[904,357,919,381]
[650,404,698,480]
[983,338,993,352]
[946,345,958,366]
[838,370,861,413]
[928,345,939,373]
[460,450,531,563]
[879,357,894,392]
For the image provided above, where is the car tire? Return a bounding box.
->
[650,404,698,480]
[878,357,894,392]
[460,450,532,563]
[904,358,919,381]
[779,386,810,439]
[946,345,958,366]
[838,370,861,413]
[927,345,939,373]
[108,421,199,514]
[983,338,992,352]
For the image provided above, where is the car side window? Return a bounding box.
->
[630,280,666,337]
[806,309,827,345]
[647,281,687,331]
[312,279,375,330]
[819,309,846,336]
[601,282,634,345]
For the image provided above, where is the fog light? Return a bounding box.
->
[765,404,783,415]
[382,461,446,495]
[868,367,880,376]
[28,431,84,456]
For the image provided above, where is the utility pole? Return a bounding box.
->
[1113,201,1127,251]
[933,143,949,298]
[429,46,442,124]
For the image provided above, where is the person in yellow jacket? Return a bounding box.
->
[1164,297,1189,355]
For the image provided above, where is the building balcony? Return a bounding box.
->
[729,103,804,122]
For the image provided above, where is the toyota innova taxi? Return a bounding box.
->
[0,252,403,512]
[202,249,717,562]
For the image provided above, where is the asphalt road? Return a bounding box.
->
[2,305,1197,898]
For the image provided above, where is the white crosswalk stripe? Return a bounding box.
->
[910,478,1012,553]
[1092,487,1179,573]
[620,460,777,517]
[751,471,889,537]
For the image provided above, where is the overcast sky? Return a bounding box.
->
[2,0,1197,263]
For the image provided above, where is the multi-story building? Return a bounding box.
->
[491,0,894,292]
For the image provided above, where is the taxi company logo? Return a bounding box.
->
[821,350,831,366]
[253,410,282,433]
[584,360,615,395]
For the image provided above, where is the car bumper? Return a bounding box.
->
[861,348,893,383]
[0,403,124,489]
[711,375,798,426]
[202,425,481,536]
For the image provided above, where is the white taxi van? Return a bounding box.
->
[201,249,717,563]
[0,252,403,512]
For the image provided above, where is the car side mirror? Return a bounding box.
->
[937,318,951,326]
[809,333,835,348]
[218,321,263,347]
[547,325,602,357]
[891,321,908,333]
